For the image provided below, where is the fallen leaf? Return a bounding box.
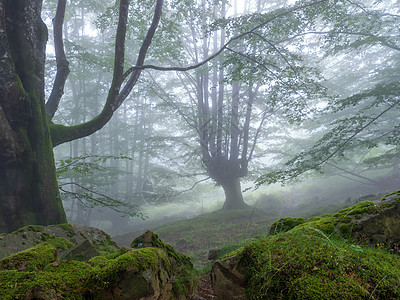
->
[18,262,27,271]
[52,261,59,267]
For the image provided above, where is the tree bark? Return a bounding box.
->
[0,0,67,233]
[221,177,249,210]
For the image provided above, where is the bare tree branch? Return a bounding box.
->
[46,0,69,119]
[122,0,330,75]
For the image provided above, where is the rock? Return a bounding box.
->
[130,230,154,248]
[0,224,118,260]
[352,197,400,248]
[25,286,59,300]
[88,246,192,300]
[269,217,306,235]
[0,242,58,272]
[61,240,101,261]
[211,255,247,300]
[207,249,221,260]
[355,194,377,203]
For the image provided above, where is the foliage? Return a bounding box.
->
[254,0,400,186]
[56,154,144,218]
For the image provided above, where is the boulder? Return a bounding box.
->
[130,230,155,248]
[25,286,59,300]
[211,255,247,300]
[352,194,400,248]
[87,231,195,300]
[0,230,195,299]
[61,239,101,261]
[88,248,177,299]
[0,224,118,260]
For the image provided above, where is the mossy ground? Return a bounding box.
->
[236,225,400,299]
[116,208,277,266]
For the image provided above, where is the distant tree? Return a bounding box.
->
[156,0,328,209]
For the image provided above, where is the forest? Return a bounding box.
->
[0,0,399,298]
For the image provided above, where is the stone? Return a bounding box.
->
[207,249,221,260]
[61,239,100,261]
[130,230,154,248]
[352,198,400,248]
[25,286,59,300]
[211,255,247,300]
[0,224,118,260]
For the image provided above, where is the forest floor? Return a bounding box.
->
[113,203,350,298]
[191,274,216,299]
[113,208,277,266]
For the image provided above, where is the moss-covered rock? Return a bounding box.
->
[212,226,400,299]
[0,230,195,299]
[87,247,176,299]
[131,230,193,268]
[269,192,400,250]
[212,193,400,299]
[269,217,306,235]
[0,223,118,260]
[0,242,57,272]
[61,239,101,261]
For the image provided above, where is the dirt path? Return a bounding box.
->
[191,274,216,300]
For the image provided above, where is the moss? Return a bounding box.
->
[236,226,400,299]
[338,223,352,239]
[297,201,379,239]
[87,247,169,289]
[270,217,306,235]
[88,256,109,268]
[57,223,75,234]
[0,242,57,272]
[46,236,74,251]
[98,246,120,259]
[381,190,400,201]
[132,232,193,268]
[13,225,44,233]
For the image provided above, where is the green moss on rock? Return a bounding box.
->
[0,231,195,299]
[270,217,306,235]
[235,226,400,299]
[0,242,57,272]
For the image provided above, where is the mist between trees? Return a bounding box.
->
[0,0,399,233]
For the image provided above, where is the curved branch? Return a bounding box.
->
[51,0,130,146]
[51,0,327,146]
[122,0,329,74]
[116,0,164,107]
[51,0,164,147]
[46,0,70,119]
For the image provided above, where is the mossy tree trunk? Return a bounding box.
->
[0,0,67,233]
[0,0,163,233]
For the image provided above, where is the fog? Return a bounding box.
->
[45,0,399,237]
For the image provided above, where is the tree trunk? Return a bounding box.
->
[220,177,249,210]
[0,0,67,233]
[207,157,249,210]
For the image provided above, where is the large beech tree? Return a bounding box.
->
[4,0,383,231]
[0,0,162,233]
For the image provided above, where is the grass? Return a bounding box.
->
[115,208,278,266]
